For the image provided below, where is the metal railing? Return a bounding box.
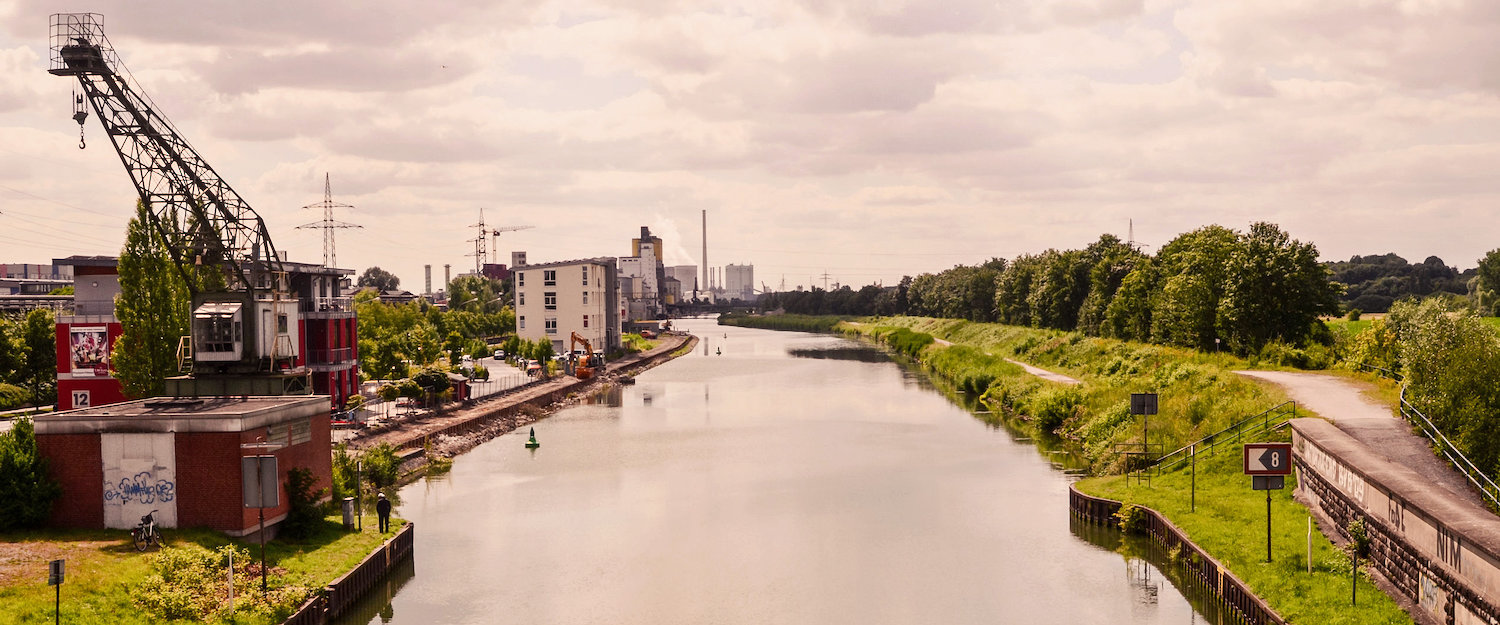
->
[1146,401,1297,475]
[308,347,354,364]
[1399,387,1500,509]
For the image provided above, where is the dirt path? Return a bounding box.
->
[1005,359,1081,385]
[1235,370,1486,510]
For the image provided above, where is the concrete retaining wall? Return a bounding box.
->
[1292,418,1500,625]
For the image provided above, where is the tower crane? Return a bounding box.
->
[49,14,305,389]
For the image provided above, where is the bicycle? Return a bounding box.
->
[132,509,164,551]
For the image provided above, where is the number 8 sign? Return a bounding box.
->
[1243,442,1293,476]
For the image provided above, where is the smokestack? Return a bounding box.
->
[701,209,707,297]
[444,264,451,292]
[425,265,432,295]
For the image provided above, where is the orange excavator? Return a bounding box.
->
[569,332,596,380]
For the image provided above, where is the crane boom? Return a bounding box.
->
[49,13,303,381]
[49,13,285,296]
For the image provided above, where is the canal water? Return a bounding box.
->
[337,319,1212,624]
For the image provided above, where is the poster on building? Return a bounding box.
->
[69,327,109,377]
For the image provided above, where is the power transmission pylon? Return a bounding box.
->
[296,173,362,267]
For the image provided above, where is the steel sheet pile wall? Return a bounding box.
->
[1069,486,1286,625]
[281,522,416,625]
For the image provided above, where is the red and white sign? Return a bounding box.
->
[1243,442,1293,476]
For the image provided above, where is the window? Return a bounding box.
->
[583,314,590,328]
[544,292,557,310]
[582,266,589,286]
[517,272,525,287]
[582,291,589,305]
[277,313,288,334]
[519,316,526,330]
[519,292,525,306]
[545,317,557,334]
[544,270,557,286]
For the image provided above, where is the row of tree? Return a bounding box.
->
[355,277,516,381]
[1324,254,1473,313]
[761,223,1342,354]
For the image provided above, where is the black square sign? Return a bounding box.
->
[1130,393,1158,415]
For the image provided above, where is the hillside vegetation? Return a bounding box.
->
[724,314,1293,472]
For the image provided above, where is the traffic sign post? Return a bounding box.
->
[1130,393,1159,486]
[1244,443,1293,562]
[48,558,63,625]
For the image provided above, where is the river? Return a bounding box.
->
[335,319,1212,624]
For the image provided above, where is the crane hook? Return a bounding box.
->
[72,91,89,149]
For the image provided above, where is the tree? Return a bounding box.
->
[447,275,505,315]
[113,201,192,399]
[1477,249,1500,314]
[18,310,56,406]
[0,417,62,530]
[358,266,401,292]
[0,315,22,387]
[1149,225,1239,350]
[1217,222,1341,353]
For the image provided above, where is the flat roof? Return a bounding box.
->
[36,395,328,435]
[513,257,618,270]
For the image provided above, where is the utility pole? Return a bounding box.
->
[295,173,362,267]
[820,271,831,291]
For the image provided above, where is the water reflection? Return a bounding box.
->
[785,344,893,363]
[1069,516,1226,624]
[328,556,416,624]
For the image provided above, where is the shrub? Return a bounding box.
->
[1346,309,1362,322]
[331,443,359,501]
[133,544,310,622]
[1114,503,1148,533]
[279,468,325,540]
[362,443,401,488]
[1031,387,1083,432]
[0,417,62,530]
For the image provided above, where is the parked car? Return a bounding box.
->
[494,349,506,360]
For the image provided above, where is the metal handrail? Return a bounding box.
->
[1352,361,1403,382]
[1148,401,1297,475]
[1398,386,1500,509]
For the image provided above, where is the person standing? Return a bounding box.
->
[376,492,392,533]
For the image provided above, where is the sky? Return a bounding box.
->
[1,1,1499,293]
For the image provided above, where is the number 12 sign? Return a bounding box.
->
[1243,442,1293,476]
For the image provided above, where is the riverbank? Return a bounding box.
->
[348,331,697,471]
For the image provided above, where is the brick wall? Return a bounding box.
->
[175,432,243,530]
[36,433,102,528]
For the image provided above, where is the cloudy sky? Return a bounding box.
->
[2,0,1498,292]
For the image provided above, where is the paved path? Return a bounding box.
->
[1235,370,1486,510]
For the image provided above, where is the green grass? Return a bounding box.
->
[1078,446,1411,625]
[622,334,658,353]
[0,515,405,625]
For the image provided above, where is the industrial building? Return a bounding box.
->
[724,263,756,302]
[52,256,361,412]
[512,257,621,354]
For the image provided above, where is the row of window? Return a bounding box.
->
[518,290,592,309]
[516,267,593,289]
[517,314,595,333]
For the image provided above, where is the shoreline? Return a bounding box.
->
[350,332,699,466]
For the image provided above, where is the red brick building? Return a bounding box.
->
[35,396,331,535]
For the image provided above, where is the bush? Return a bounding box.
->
[362,443,401,488]
[0,417,62,530]
[1346,308,1362,322]
[331,443,358,501]
[279,468,325,540]
[0,383,25,411]
[1031,387,1083,432]
[133,544,310,622]
[1114,503,1147,533]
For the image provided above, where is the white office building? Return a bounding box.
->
[724,263,755,301]
[513,257,621,353]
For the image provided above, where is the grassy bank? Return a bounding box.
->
[718,313,849,333]
[1078,447,1411,624]
[848,316,1297,472]
[0,515,404,625]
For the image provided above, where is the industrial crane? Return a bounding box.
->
[49,14,305,389]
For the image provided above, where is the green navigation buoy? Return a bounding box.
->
[525,427,540,449]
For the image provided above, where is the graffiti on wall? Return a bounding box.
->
[103,471,176,505]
